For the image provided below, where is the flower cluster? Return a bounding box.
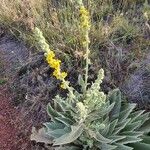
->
[76,102,87,121]
[34,28,67,88]
[79,5,91,47]
[84,69,106,111]
[45,52,67,81]
[79,6,91,31]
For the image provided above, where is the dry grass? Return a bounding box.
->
[0,0,149,86]
[0,0,80,54]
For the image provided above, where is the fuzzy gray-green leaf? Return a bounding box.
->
[31,127,53,144]
[120,131,143,137]
[88,130,112,143]
[113,118,131,134]
[44,122,65,131]
[55,117,74,126]
[134,112,150,125]
[114,143,133,150]
[47,103,63,121]
[100,143,117,150]
[109,135,126,143]
[139,119,150,133]
[47,127,71,138]
[123,121,141,131]
[53,124,83,145]
[129,110,145,122]
[142,135,150,144]
[108,89,121,119]
[55,146,80,150]
[118,136,142,144]
[129,142,150,150]
[118,103,136,122]
[108,119,118,135]
[78,74,85,92]
[88,102,115,122]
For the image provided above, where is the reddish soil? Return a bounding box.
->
[0,86,32,150]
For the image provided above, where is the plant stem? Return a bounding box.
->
[84,31,89,92]
[62,79,75,101]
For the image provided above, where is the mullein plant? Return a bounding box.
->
[31,0,150,149]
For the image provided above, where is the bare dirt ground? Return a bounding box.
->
[0,86,32,150]
[0,32,48,150]
[0,33,32,150]
[0,33,29,79]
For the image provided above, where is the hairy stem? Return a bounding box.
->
[84,31,89,92]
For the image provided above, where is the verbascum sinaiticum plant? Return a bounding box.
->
[31,0,150,149]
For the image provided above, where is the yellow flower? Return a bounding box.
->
[50,59,61,69]
[48,51,55,58]
[45,50,67,82]
[60,82,66,89]
[60,72,67,79]
[53,69,60,78]
[80,6,89,16]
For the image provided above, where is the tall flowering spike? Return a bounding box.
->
[34,27,67,88]
[79,6,91,31]
[79,5,91,47]
[78,3,91,92]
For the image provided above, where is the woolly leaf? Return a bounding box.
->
[118,136,142,144]
[108,119,118,135]
[53,124,83,145]
[44,122,65,131]
[114,143,133,150]
[88,102,115,122]
[118,103,136,122]
[129,110,145,122]
[101,123,110,136]
[100,143,117,150]
[47,103,63,121]
[55,117,74,126]
[47,127,71,138]
[108,89,121,119]
[55,146,80,150]
[88,130,112,143]
[78,74,85,92]
[54,96,67,112]
[142,135,150,144]
[134,112,150,125]
[129,142,150,150]
[31,127,53,144]
[103,117,109,124]
[123,121,142,131]
[109,135,126,143]
[120,131,143,137]
[113,118,131,134]
[139,119,150,133]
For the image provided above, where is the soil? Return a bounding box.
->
[0,85,32,150]
[0,32,50,150]
[0,33,33,150]
[0,33,29,79]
